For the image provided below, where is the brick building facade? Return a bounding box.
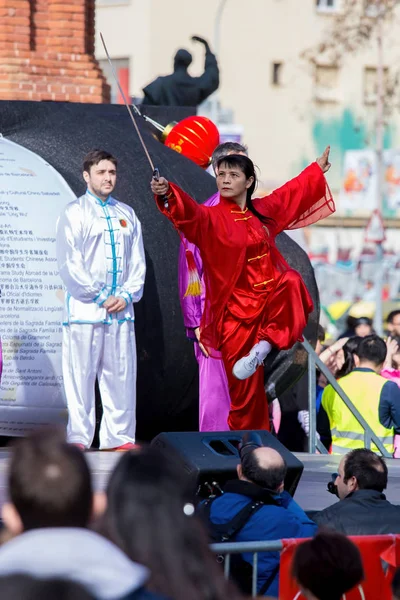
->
[0,0,110,103]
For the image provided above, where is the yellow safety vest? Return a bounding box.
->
[322,369,394,455]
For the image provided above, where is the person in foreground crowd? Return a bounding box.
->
[0,429,161,600]
[100,445,244,600]
[292,530,364,600]
[56,149,146,451]
[0,575,95,600]
[322,334,400,456]
[151,149,334,430]
[313,448,400,534]
[382,336,400,388]
[387,310,400,338]
[178,141,248,432]
[203,434,316,598]
[392,567,400,600]
[339,315,373,339]
[284,325,330,451]
[315,336,362,451]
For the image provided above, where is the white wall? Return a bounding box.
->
[95,0,400,196]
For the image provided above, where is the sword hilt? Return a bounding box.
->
[152,168,169,209]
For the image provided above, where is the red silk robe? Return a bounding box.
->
[155,162,334,430]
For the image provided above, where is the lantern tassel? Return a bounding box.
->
[184,249,202,297]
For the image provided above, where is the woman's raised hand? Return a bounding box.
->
[316,146,331,173]
[151,176,169,196]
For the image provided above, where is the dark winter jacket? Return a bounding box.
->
[313,488,400,535]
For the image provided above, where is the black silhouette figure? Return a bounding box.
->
[142,36,219,107]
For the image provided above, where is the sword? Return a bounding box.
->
[100,32,157,172]
[100,33,170,207]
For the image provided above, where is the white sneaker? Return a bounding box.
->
[233,347,264,380]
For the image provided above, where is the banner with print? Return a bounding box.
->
[0,137,75,435]
[339,148,400,217]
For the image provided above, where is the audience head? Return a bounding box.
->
[292,530,364,600]
[3,427,95,534]
[238,445,287,493]
[387,310,400,337]
[344,335,362,356]
[0,575,95,600]
[353,316,373,338]
[102,445,242,600]
[387,335,400,369]
[392,567,400,600]
[344,315,373,338]
[356,334,387,372]
[335,336,362,379]
[335,448,387,500]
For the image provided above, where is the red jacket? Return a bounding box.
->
[156,162,334,351]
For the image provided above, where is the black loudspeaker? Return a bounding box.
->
[151,430,304,498]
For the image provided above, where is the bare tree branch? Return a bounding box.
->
[302,0,400,65]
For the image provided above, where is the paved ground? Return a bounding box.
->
[0,450,398,512]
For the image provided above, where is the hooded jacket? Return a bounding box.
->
[0,527,162,600]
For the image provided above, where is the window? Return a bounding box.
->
[98,58,130,104]
[314,65,340,103]
[316,0,339,12]
[272,62,282,86]
[364,66,388,105]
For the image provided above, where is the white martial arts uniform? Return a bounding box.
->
[56,190,146,449]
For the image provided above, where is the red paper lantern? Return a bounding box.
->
[164,116,220,169]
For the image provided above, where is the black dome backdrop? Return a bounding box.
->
[0,101,319,440]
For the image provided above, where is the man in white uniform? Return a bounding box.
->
[56,150,146,450]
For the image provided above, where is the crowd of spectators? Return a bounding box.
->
[276,310,400,459]
[0,428,399,600]
[2,312,400,599]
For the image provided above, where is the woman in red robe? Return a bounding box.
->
[151,149,334,431]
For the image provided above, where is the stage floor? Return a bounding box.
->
[0,451,399,513]
[295,453,400,510]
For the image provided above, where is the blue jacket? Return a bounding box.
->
[209,480,317,598]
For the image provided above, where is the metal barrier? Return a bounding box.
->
[301,338,391,458]
[211,539,283,597]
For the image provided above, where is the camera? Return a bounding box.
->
[238,431,263,459]
[327,472,339,497]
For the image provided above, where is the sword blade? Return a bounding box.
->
[100,32,155,172]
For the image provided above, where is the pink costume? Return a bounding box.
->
[381,368,400,389]
[178,192,230,431]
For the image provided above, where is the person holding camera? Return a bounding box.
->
[200,434,316,598]
[313,448,400,535]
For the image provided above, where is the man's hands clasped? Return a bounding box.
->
[103,296,127,314]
